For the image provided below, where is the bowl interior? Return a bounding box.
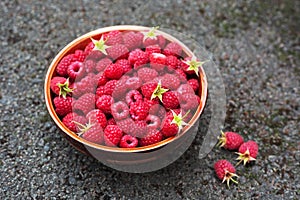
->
[44,25,208,153]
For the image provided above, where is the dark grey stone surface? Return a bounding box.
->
[0,0,299,199]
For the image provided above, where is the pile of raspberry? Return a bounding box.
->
[50,27,206,148]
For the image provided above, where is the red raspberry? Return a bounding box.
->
[107,44,129,61]
[103,80,117,96]
[177,84,194,95]
[80,122,104,145]
[149,53,166,71]
[163,42,182,57]
[119,135,138,148]
[175,69,187,83]
[95,86,105,99]
[67,61,85,80]
[72,50,86,62]
[116,118,134,135]
[111,101,129,120]
[139,129,163,147]
[144,98,159,111]
[104,125,123,147]
[237,140,259,165]
[62,112,87,132]
[124,76,142,90]
[72,74,96,97]
[188,79,199,92]
[115,59,132,74]
[161,73,180,90]
[141,82,158,99]
[145,114,161,130]
[96,95,113,114]
[87,50,104,61]
[145,45,161,56]
[96,72,108,86]
[143,35,166,48]
[179,93,199,111]
[84,41,95,56]
[107,118,116,125]
[122,31,143,50]
[84,59,96,73]
[137,67,159,83]
[73,93,96,115]
[214,160,238,187]
[162,91,179,109]
[129,101,149,121]
[125,90,143,106]
[50,77,73,98]
[103,30,123,46]
[56,54,74,76]
[112,80,128,100]
[104,63,123,80]
[149,104,166,120]
[96,58,112,72]
[160,114,178,137]
[166,55,179,70]
[86,109,107,129]
[218,131,244,150]
[128,49,149,69]
[53,96,73,117]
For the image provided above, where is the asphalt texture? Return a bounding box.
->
[0,0,299,199]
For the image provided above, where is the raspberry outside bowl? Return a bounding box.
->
[44,25,208,172]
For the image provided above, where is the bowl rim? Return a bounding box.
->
[44,25,208,153]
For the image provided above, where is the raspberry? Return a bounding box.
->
[128,49,149,69]
[50,77,73,98]
[72,74,96,97]
[142,27,166,48]
[166,55,179,70]
[72,50,86,62]
[87,50,104,61]
[104,63,123,80]
[56,54,74,76]
[145,45,161,56]
[95,86,105,99]
[181,56,207,76]
[161,73,180,90]
[119,135,138,148]
[144,98,159,111]
[107,118,116,125]
[124,77,142,90]
[111,101,129,120]
[145,114,161,130]
[149,104,166,120]
[96,58,112,72]
[237,140,259,165]
[163,42,182,57]
[188,79,199,92]
[175,69,187,83]
[129,101,149,121]
[107,44,129,61]
[67,61,85,80]
[53,96,73,117]
[73,93,96,115]
[78,122,104,145]
[104,125,123,147]
[160,113,178,137]
[86,109,107,129]
[84,41,95,56]
[112,80,128,101]
[162,91,179,109]
[96,72,108,86]
[122,31,143,50]
[141,82,158,99]
[62,112,87,132]
[214,160,238,187]
[96,95,113,114]
[103,30,123,46]
[103,80,117,96]
[217,131,244,151]
[116,118,134,135]
[149,53,166,71]
[139,129,163,147]
[125,90,143,106]
[179,93,199,111]
[137,67,159,83]
[84,59,96,73]
[115,59,132,74]
[177,84,194,95]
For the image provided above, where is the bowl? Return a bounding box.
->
[44,25,208,172]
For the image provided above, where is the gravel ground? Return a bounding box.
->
[0,0,299,199]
